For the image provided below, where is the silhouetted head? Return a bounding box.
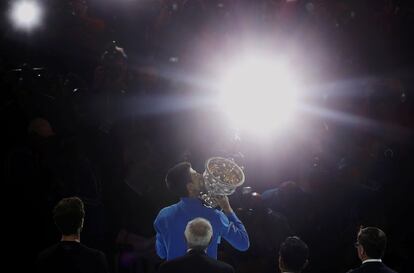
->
[355,227,387,261]
[165,162,204,197]
[53,197,85,236]
[279,236,309,273]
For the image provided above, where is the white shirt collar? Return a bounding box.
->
[187,248,207,253]
[362,259,382,264]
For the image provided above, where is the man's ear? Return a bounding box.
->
[360,245,366,258]
[357,245,365,260]
[78,218,84,233]
[278,256,284,271]
[302,259,309,270]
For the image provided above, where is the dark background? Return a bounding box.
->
[1,1,413,273]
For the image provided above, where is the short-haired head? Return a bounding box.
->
[165,162,192,197]
[357,227,387,259]
[53,197,85,236]
[184,217,213,250]
[279,236,309,273]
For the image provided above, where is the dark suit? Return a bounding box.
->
[158,249,234,273]
[348,261,397,273]
[36,241,109,273]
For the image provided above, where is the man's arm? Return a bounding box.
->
[216,196,250,251]
[154,216,167,259]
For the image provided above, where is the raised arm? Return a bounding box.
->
[216,196,250,251]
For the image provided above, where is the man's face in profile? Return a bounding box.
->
[189,168,204,192]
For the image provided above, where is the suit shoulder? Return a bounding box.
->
[198,254,234,272]
[159,255,234,273]
[347,263,397,273]
[80,244,106,257]
[384,264,398,273]
[159,254,189,267]
[213,259,234,273]
[346,268,359,273]
[37,244,60,260]
[158,258,181,273]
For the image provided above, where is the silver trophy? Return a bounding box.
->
[200,157,245,208]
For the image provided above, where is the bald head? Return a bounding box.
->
[184,218,213,250]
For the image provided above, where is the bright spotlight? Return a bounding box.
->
[219,56,299,136]
[9,0,43,31]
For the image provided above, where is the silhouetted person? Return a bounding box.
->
[348,227,397,273]
[158,217,234,273]
[6,118,104,251]
[279,236,309,273]
[36,197,109,273]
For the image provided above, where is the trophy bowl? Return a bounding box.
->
[201,157,245,208]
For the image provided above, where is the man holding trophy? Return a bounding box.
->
[154,159,250,260]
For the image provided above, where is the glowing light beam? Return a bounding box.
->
[219,55,300,136]
[9,0,43,31]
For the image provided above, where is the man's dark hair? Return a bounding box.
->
[165,162,192,197]
[358,227,387,259]
[280,236,309,272]
[53,197,85,235]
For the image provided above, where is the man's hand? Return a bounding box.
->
[215,195,233,214]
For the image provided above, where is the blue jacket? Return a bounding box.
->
[154,197,249,260]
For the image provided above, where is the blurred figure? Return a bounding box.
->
[48,0,105,75]
[158,217,234,273]
[36,197,109,273]
[279,236,309,273]
[26,118,102,205]
[150,0,207,65]
[348,227,397,273]
[93,42,128,94]
[92,42,136,134]
[262,181,310,235]
[6,118,104,253]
